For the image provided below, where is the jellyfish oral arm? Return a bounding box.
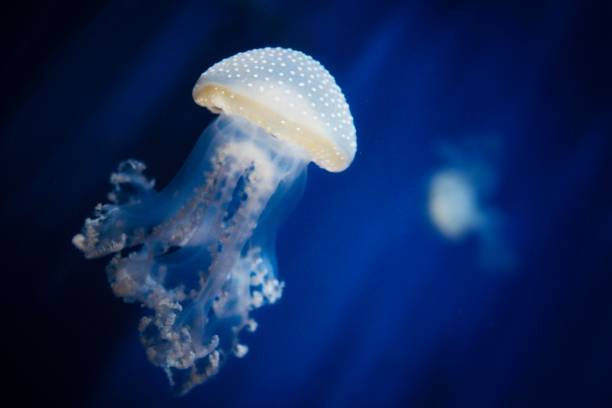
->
[73,115,307,394]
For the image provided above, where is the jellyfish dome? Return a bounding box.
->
[428,170,481,240]
[72,47,356,395]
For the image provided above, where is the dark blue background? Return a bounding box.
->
[2,1,611,406]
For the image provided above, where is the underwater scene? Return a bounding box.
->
[2,1,611,407]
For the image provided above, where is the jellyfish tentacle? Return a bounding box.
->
[80,117,306,394]
[177,136,294,394]
[151,146,241,250]
[74,115,308,394]
[105,139,252,380]
[72,159,160,258]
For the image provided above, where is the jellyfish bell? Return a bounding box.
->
[428,169,483,240]
[193,47,356,172]
[72,48,356,395]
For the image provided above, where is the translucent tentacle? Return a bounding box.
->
[73,115,307,394]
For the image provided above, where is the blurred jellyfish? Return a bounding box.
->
[429,170,482,240]
[428,138,514,270]
[73,48,356,394]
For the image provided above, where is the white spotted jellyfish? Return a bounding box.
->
[72,48,357,394]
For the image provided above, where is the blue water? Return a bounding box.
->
[2,1,611,406]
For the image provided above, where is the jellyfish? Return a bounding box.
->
[428,139,514,271]
[72,48,356,394]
